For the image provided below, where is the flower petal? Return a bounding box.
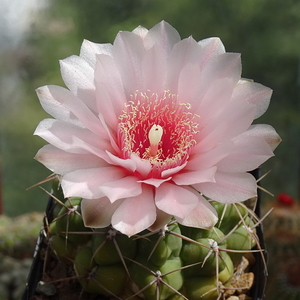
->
[144,20,181,52]
[172,166,217,185]
[198,37,226,60]
[112,185,156,236]
[232,80,272,119]
[192,78,235,121]
[59,55,96,111]
[38,85,107,137]
[166,37,203,93]
[130,153,152,178]
[106,151,136,173]
[176,195,218,229]
[94,54,127,129]
[242,124,281,151]
[141,44,167,92]
[195,100,256,152]
[194,171,257,203]
[155,183,199,219]
[217,135,274,172]
[177,63,202,104]
[112,30,145,93]
[34,118,111,160]
[200,52,242,87]
[36,86,83,126]
[188,141,234,170]
[139,177,171,188]
[35,144,107,175]
[148,209,172,232]
[161,162,187,178]
[61,167,127,199]
[81,197,122,228]
[132,25,148,39]
[99,176,142,203]
[80,39,113,68]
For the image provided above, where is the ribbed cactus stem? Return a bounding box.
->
[45,180,263,300]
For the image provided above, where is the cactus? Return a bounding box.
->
[29,20,280,300]
[263,193,300,300]
[36,178,265,300]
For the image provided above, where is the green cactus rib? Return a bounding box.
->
[45,185,264,300]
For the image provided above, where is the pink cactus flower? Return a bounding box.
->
[34,21,281,236]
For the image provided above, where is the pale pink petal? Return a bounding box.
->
[192,78,235,121]
[106,151,136,173]
[81,197,122,228]
[198,37,226,60]
[98,113,120,154]
[217,136,274,172]
[148,209,172,232]
[94,54,127,129]
[188,141,234,170]
[176,195,218,229]
[112,185,156,236]
[172,166,217,185]
[144,20,181,52]
[130,153,152,178]
[161,162,187,178]
[166,37,203,93]
[95,83,120,131]
[177,63,202,103]
[195,100,256,152]
[155,183,199,219]
[132,25,148,39]
[99,176,142,203]
[34,119,88,154]
[242,124,281,151]
[232,80,272,119]
[194,172,257,203]
[38,85,107,137]
[61,167,127,199]
[35,144,107,175]
[36,86,83,126]
[141,45,167,92]
[139,177,171,188]
[34,119,111,159]
[80,39,113,68]
[199,52,242,90]
[59,55,96,111]
[112,30,145,93]
[71,136,113,163]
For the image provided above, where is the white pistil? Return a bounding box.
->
[148,124,163,157]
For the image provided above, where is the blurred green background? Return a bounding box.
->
[0,0,299,216]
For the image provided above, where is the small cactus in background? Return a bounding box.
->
[263,193,300,300]
[32,178,265,300]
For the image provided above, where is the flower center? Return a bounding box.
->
[118,91,199,177]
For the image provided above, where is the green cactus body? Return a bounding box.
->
[184,276,219,300]
[49,234,77,263]
[47,184,259,300]
[138,223,182,267]
[74,246,128,296]
[129,257,183,300]
[212,202,248,234]
[55,198,92,244]
[92,228,137,266]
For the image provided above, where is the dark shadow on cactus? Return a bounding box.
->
[248,168,268,300]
